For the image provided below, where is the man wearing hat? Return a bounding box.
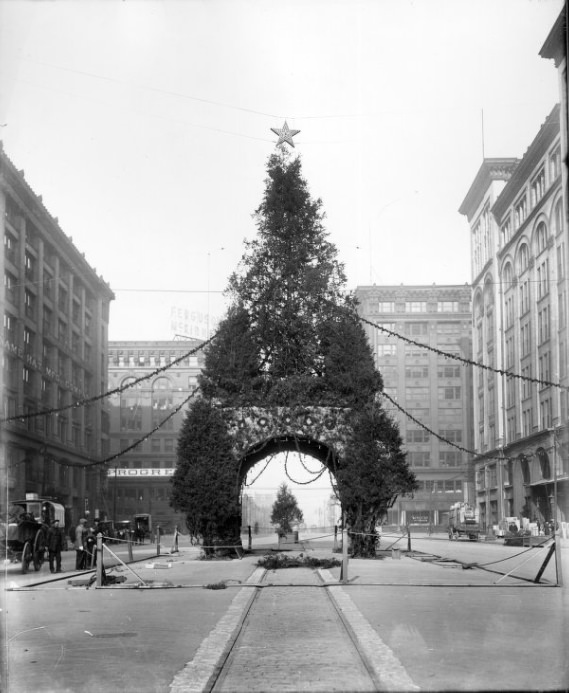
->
[74,518,87,570]
[47,519,64,573]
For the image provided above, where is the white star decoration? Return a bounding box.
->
[271,121,300,148]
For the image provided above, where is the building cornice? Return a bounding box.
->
[0,144,115,300]
[458,159,520,222]
[539,6,566,68]
[491,105,560,221]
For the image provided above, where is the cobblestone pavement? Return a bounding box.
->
[213,567,377,692]
[171,566,419,693]
[4,537,569,692]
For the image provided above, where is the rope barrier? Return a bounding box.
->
[101,543,147,585]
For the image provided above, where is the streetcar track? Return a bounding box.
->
[207,567,418,693]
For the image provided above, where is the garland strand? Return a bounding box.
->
[244,455,273,487]
[0,333,216,424]
[10,385,201,470]
[381,390,510,463]
[284,449,328,485]
[359,314,568,391]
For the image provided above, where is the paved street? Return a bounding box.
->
[2,532,568,692]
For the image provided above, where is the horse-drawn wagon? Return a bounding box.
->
[4,493,66,573]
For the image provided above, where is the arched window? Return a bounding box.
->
[120,377,142,431]
[474,291,484,319]
[554,199,564,236]
[518,244,529,274]
[536,448,551,479]
[502,262,512,288]
[519,454,530,485]
[535,222,548,255]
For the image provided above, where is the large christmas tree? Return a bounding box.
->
[172,147,416,556]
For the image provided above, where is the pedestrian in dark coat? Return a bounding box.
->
[84,528,97,567]
[74,518,87,570]
[47,519,64,573]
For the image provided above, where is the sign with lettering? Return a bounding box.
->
[107,468,175,477]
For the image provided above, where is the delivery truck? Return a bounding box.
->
[448,502,480,541]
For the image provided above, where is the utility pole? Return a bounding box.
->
[553,428,563,586]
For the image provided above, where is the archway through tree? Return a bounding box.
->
[170,149,417,557]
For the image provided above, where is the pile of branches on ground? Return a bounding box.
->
[257,553,341,570]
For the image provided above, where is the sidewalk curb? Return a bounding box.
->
[168,567,265,693]
[319,568,420,692]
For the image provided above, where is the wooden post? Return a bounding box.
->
[248,525,252,551]
[171,526,179,553]
[407,524,411,552]
[156,525,161,556]
[96,533,103,587]
[534,542,556,584]
[341,512,348,584]
[127,535,133,562]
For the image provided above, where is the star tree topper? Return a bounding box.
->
[271,121,300,148]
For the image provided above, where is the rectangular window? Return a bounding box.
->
[377,344,397,357]
[25,252,35,280]
[550,147,561,181]
[530,168,546,207]
[520,322,531,357]
[408,452,431,467]
[557,242,566,279]
[519,280,530,314]
[440,451,463,467]
[437,302,459,312]
[406,387,429,401]
[4,230,18,263]
[538,352,550,386]
[24,290,36,319]
[537,259,549,299]
[437,366,461,378]
[522,407,532,436]
[436,321,461,334]
[406,429,430,443]
[404,322,428,335]
[4,313,16,341]
[439,429,462,442]
[406,302,428,313]
[538,307,550,344]
[540,397,552,428]
[405,367,429,378]
[4,271,17,304]
[377,301,395,313]
[439,386,461,400]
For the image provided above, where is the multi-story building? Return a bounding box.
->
[355,284,474,529]
[459,103,568,532]
[106,340,204,533]
[1,144,114,525]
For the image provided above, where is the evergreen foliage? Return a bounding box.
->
[174,148,417,557]
[199,149,381,408]
[270,483,304,534]
[338,402,417,555]
[170,399,241,552]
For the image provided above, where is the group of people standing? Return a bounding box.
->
[43,517,99,573]
[72,518,98,570]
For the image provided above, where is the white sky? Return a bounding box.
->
[0,0,564,507]
[0,0,563,343]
